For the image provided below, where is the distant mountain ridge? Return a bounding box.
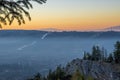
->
[40,28,62,32]
[103,26,120,31]
[0,30,120,39]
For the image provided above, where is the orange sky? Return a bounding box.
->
[2,0,120,31]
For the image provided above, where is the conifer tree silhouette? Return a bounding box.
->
[0,0,46,28]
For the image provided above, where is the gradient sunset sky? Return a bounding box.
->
[3,0,120,31]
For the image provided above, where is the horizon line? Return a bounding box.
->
[1,29,120,32]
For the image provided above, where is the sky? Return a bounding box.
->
[3,0,120,31]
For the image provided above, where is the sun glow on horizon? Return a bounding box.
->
[2,0,120,31]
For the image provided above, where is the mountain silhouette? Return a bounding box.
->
[40,28,62,32]
[104,26,120,31]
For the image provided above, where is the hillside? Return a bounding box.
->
[65,59,120,80]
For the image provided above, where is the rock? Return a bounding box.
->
[64,58,120,80]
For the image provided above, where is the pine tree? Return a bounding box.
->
[114,41,120,64]
[0,0,46,27]
[83,52,92,60]
[34,73,42,80]
[91,46,101,61]
[55,65,66,80]
[107,53,113,63]
[83,51,87,60]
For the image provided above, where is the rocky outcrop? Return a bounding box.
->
[65,58,120,80]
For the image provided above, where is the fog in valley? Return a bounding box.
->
[0,30,119,80]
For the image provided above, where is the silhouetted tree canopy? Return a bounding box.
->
[0,0,46,28]
[114,41,120,64]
